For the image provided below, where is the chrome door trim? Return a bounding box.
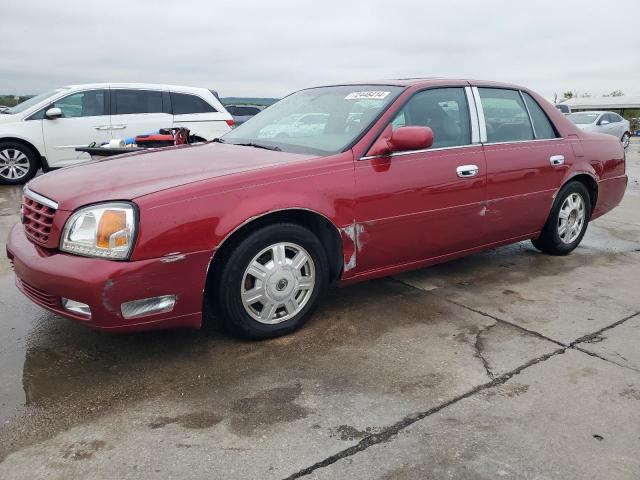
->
[519,90,537,139]
[360,143,480,161]
[471,87,487,143]
[23,186,59,210]
[481,137,564,147]
[465,86,480,144]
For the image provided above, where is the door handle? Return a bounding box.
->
[456,165,479,178]
[111,124,127,130]
[94,125,110,131]
[549,155,565,166]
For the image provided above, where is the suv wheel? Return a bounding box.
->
[210,223,329,339]
[0,142,39,184]
[622,132,630,149]
[531,181,591,255]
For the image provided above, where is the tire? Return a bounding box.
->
[210,223,329,339]
[622,132,630,149]
[0,141,39,185]
[531,181,591,255]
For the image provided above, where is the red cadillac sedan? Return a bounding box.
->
[6,79,627,338]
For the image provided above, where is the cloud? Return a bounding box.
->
[1,0,637,100]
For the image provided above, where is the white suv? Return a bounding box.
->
[0,83,234,184]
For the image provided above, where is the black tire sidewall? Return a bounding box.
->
[216,223,329,339]
[0,141,38,185]
[540,182,592,255]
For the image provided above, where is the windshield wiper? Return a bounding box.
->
[230,142,281,152]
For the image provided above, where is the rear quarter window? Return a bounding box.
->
[522,92,557,140]
[171,93,217,115]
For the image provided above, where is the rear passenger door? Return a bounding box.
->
[109,88,173,141]
[475,87,571,243]
[170,91,229,140]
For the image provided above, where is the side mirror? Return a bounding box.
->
[599,119,609,126]
[367,126,434,157]
[45,107,62,119]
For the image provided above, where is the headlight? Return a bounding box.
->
[61,203,137,260]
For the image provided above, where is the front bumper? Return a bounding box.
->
[6,224,213,332]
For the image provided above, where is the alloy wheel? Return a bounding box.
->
[0,148,30,181]
[622,133,630,149]
[557,192,585,244]
[241,242,316,324]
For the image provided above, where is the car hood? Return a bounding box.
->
[574,123,595,131]
[0,112,20,124]
[27,142,316,211]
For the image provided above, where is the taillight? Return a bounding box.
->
[225,119,235,127]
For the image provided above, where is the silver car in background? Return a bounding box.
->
[567,111,631,148]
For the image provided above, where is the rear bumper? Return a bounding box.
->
[6,224,213,332]
[592,174,628,220]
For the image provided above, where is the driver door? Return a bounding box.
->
[353,87,487,273]
[41,89,111,166]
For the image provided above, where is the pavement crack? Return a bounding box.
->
[282,348,565,480]
[573,346,640,374]
[570,311,640,347]
[391,277,566,348]
[474,322,496,379]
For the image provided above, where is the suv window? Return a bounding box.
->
[391,87,471,148]
[237,106,261,116]
[478,88,534,143]
[522,92,557,139]
[171,92,216,115]
[114,89,163,115]
[53,90,106,118]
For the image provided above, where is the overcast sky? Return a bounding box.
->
[1,0,638,100]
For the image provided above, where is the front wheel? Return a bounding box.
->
[531,181,591,255]
[0,142,39,185]
[622,132,630,149]
[211,223,329,339]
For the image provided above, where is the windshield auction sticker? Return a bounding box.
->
[345,91,391,100]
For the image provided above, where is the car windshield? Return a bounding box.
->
[4,88,68,114]
[568,113,600,124]
[221,85,404,155]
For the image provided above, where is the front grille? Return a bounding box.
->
[19,279,60,308]
[22,196,56,245]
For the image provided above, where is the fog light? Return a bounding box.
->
[121,295,176,319]
[61,298,91,317]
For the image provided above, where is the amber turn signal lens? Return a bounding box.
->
[97,210,127,248]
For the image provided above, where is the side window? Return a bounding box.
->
[114,89,163,115]
[611,113,623,123]
[391,87,471,148]
[53,90,105,118]
[522,92,557,140]
[171,92,217,115]
[600,114,612,124]
[478,88,534,143]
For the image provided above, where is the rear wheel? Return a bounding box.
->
[531,181,591,255]
[211,223,329,339]
[0,142,39,185]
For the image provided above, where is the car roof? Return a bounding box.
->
[62,82,215,94]
[570,110,612,115]
[312,77,527,90]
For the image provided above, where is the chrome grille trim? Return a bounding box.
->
[23,186,59,210]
